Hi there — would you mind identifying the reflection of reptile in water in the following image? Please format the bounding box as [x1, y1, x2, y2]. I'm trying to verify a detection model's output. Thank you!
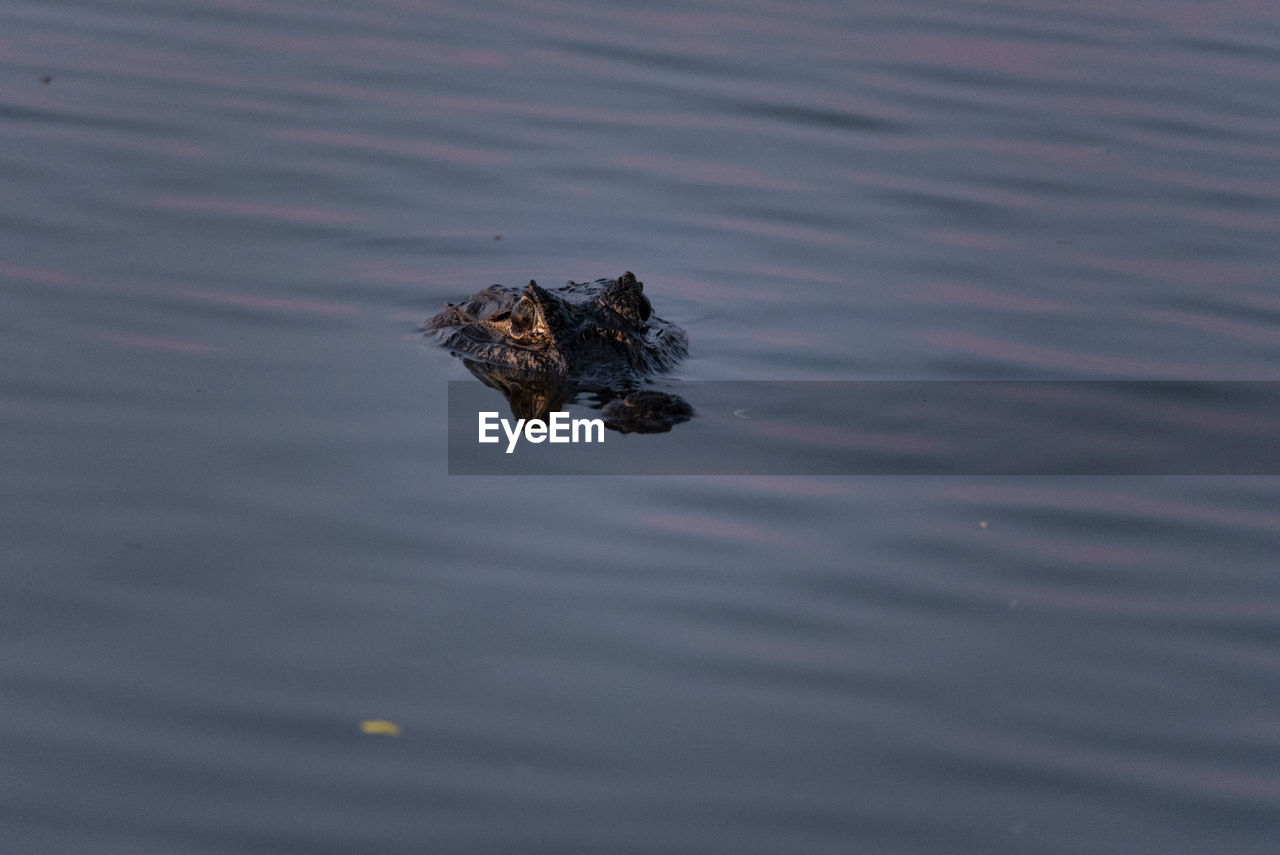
[425, 272, 692, 433]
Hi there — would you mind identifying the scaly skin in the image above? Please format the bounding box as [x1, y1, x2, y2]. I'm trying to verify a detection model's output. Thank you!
[425, 271, 687, 385]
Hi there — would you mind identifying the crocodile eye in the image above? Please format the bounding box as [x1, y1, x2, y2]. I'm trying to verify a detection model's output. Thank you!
[510, 297, 536, 335]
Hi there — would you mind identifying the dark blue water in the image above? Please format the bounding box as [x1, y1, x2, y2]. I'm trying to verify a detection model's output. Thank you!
[2, 1, 1278, 853]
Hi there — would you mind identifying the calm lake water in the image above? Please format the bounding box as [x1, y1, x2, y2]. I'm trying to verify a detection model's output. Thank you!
[3, 0, 1279, 852]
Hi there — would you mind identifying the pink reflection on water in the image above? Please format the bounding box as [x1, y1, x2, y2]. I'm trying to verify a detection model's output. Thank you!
[909, 281, 1071, 314]
[965, 135, 1112, 169]
[687, 212, 867, 252]
[635, 510, 785, 549]
[937, 482, 1280, 533]
[704, 475, 864, 499]
[924, 330, 1215, 377]
[662, 265, 849, 305]
[928, 228, 1012, 251]
[1027, 538, 1156, 569]
[747, 417, 936, 455]
[149, 195, 353, 226]
[272, 128, 510, 166]
[1077, 253, 1261, 286]
[1144, 308, 1280, 348]
[448, 48, 509, 69]
[0, 264, 86, 288]
[893, 32, 1106, 80]
[745, 264, 850, 286]
[177, 288, 357, 317]
[1153, 202, 1280, 236]
[947, 723, 1280, 812]
[1022, 588, 1279, 625]
[392, 309, 427, 325]
[101, 333, 213, 354]
[845, 168, 1037, 210]
[612, 153, 809, 192]
[351, 263, 434, 287]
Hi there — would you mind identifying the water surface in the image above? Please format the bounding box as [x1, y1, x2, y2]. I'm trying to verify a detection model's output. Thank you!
[2, 0, 1279, 853]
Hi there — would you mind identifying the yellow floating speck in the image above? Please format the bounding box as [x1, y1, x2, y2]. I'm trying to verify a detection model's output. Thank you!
[360, 719, 401, 736]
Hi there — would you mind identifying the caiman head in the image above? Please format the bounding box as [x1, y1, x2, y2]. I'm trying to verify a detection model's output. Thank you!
[425, 271, 663, 378]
